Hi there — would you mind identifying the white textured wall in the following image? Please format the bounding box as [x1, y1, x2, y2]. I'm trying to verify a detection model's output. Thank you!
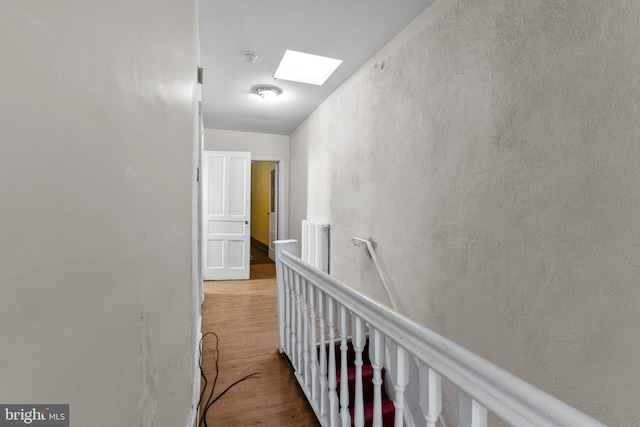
[204, 128, 289, 158]
[289, 0, 640, 425]
[0, 2, 199, 426]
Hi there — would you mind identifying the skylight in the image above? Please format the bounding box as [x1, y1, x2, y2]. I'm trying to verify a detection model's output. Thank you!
[274, 50, 343, 86]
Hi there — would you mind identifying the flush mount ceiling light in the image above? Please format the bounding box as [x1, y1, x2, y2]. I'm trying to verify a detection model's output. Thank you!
[242, 52, 258, 63]
[255, 86, 282, 100]
[274, 49, 343, 86]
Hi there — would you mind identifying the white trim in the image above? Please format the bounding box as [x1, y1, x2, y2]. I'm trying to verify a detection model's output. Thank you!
[188, 89, 203, 427]
[197, 102, 204, 303]
[185, 323, 202, 427]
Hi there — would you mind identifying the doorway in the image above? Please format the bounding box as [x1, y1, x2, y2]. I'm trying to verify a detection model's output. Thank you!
[250, 161, 277, 264]
[202, 151, 287, 280]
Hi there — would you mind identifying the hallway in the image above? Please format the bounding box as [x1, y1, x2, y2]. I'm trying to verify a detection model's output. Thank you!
[200, 263, 320, 426]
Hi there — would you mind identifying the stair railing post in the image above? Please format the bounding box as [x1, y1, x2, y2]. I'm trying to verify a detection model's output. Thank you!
[308, 281, 319, 404]
[302, 277, 311, 389]
[326, 296, 339, 427]
[317, 288, 328, 419]
[419, 362, 442, 427]
[352, 315, 366, 427]
[275, 240, 299, 354]
[369, 328, 385, 427]
[289, 267, 298, 370]
[393, 345, 409, 427]
[283, 265, 292, 357]
[295, 272, 304, 375]
[338, 304, 351, 427]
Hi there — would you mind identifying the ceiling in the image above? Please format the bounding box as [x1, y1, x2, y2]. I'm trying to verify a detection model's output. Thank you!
[199, 0, 433, 135]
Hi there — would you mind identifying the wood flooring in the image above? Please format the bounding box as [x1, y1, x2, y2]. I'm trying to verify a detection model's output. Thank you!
[200, 263, 320, 426]
[250, 242, 274, 265]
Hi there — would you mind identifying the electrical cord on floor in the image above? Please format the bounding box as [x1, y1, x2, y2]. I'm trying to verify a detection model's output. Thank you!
[198, 332, 219, 426]
[198, 331, 260, 427]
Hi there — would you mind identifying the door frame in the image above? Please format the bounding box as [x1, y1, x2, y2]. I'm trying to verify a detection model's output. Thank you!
[251, 154, 287, 244]
[268, 162, 278, 261]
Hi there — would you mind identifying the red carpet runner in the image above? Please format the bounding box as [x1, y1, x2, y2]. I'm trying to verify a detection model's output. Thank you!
[332, 339, 395, 427]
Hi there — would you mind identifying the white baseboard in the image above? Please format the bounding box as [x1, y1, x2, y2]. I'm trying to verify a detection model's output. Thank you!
[186, 316, 202, 427]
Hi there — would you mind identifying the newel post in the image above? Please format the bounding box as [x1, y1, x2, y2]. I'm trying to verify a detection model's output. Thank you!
[275, 239, 299, 353]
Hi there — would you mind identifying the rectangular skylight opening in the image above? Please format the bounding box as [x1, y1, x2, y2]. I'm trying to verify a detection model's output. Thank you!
[274, 50, 343, 86]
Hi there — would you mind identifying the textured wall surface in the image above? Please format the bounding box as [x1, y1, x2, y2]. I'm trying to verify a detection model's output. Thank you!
[289, 0, 640, 424]
[0, 2, 199, 426]
[204, 128, 289, 157]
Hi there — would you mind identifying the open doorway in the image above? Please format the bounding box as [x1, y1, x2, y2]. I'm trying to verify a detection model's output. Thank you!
[250, 161, 277, 265]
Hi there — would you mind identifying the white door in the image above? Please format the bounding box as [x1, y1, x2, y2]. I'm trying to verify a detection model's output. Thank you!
[202, 151, 251, 280]
[268, 163, 278, 261]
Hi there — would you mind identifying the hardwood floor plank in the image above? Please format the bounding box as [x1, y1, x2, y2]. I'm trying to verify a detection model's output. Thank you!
[200, 263, 321, 426]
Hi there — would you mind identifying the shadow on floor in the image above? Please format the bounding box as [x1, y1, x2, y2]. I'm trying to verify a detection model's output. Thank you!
[250, 242, 273, 265]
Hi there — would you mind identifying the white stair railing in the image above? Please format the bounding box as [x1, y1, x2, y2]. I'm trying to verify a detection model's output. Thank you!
[275, 240, 605, 427]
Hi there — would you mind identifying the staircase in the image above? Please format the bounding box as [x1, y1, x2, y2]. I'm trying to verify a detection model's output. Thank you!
[333, 338, 395, 427]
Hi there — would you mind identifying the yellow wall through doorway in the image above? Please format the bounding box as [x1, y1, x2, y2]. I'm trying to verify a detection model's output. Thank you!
[251, 161, 274, 245]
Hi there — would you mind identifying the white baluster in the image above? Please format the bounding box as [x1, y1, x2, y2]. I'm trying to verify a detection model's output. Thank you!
[393, 345, 409, 427]
[338, 305, 351, 427]
[302, 278, 310, 389]
[288, 268, 298, 369]
[317, 288, 328, 418]
[295, 273, 303, 374]
[308, 281, 319, 403]
[326, 296, 339, 427]
[369, 328, 385, 427]
[283, 265, 292, 358]
[459, 391, 487, 427]
[352, 315, 366, 427]
[419, 362, 442, 427]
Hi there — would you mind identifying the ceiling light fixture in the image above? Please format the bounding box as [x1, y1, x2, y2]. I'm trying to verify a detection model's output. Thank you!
[242, 52, 258, 63]
[274, 49, 343, 86]
[255, 86, 282, 100]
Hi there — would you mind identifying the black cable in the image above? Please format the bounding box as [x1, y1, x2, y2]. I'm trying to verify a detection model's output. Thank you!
[198, 331, 261, 427]
[198, 332, 219, 427]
